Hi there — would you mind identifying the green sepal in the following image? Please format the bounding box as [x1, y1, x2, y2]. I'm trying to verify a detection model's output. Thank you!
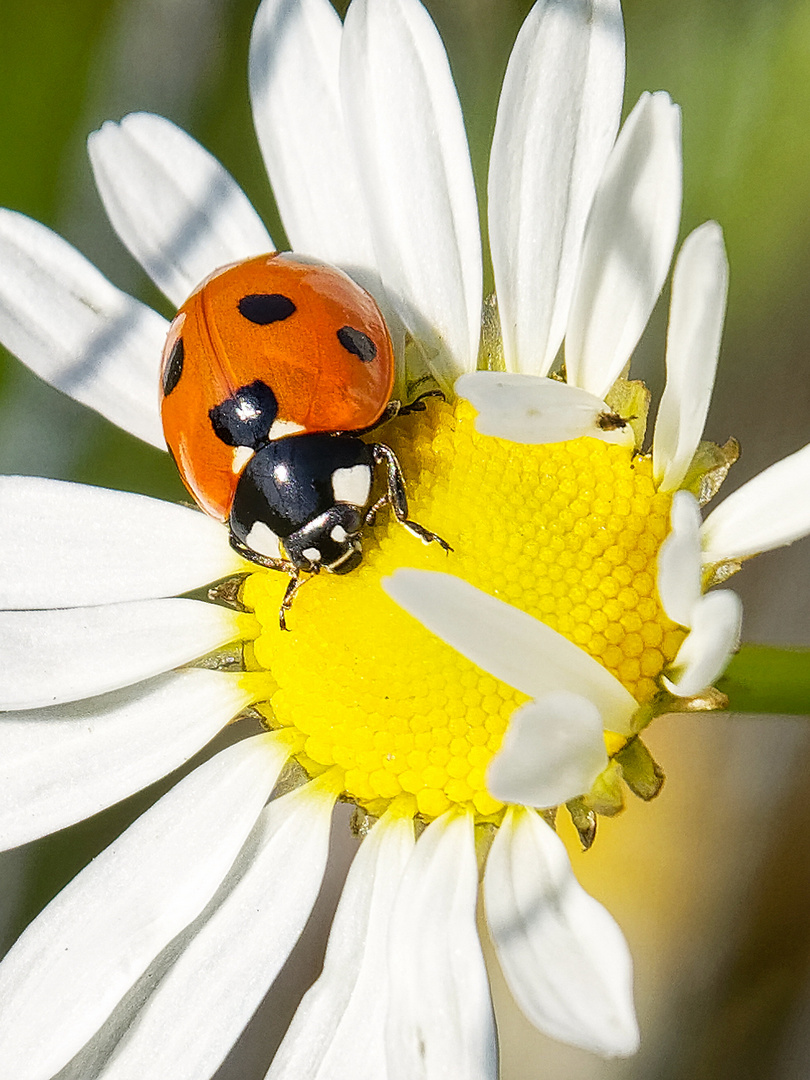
[565, 797, 597, 851]
[586, 759, 626, 817]
[478, 293, 505, 372]
[681, 437, 740, 506]
[604, 378, 650, 449]
[615, 736, 665, 801]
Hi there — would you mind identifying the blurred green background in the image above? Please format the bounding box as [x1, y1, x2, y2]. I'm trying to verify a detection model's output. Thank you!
[1, 1, 810, 1078]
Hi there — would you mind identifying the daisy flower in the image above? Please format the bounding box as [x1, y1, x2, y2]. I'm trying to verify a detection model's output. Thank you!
[1, 1, 809, 1079]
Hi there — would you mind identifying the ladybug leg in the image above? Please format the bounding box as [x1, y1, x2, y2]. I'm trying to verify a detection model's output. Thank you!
[229, 535, 296, 576]
[343, 390, 446, 439]
[397, 388, 445, 416]
[278, 567, 319, 632]
[370, 443, 453, 553]
[229, 535, 317, 632]
[363, 493, 388, 527]
[341, 399, 402, 438]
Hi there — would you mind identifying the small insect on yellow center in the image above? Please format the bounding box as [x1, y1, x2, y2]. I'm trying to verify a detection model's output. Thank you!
[242, 398, 683, 822]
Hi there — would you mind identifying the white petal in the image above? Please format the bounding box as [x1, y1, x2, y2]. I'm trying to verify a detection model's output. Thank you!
[566, 92, 683, 399]
[266, 811, 414, 1080]
[92, 778, 336, 1080]
[656, 489, 702, 627]
[663, 588, 742, 697]
[249, 0, 375, 274]
[487, 692, 608, 808]
[384, 570, 638, 735]
[0, 670, 254, 852]
[89, 113, 274, 307]
[652, 222, 729, 490]
[386, 811, 497, 1080]
[247, 0, 403, 380]
[700, 442, 810, 565]
[0, 209, 167, 448]
[249, 0, 405, 381]
[341, 0, 482, 389]
[0, 733, 289, 1080]
[0, 477, 244, 609]
[0, 598, 243, 710]
[489, 0, 624, 376]
[456, 371, 633, 447]
[485, 807, 639, 1057]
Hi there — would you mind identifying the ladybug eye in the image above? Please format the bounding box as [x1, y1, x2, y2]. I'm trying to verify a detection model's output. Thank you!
[162, 337, 184, 396]
[238, 293, 296, 325]
[209, 380, 279, 447]
[337, 326, 377, 364]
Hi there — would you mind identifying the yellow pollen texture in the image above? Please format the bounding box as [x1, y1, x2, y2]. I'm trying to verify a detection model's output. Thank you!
[242, 397, 683, 822]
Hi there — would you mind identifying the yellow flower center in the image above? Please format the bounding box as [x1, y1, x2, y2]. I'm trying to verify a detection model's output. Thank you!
[241, 397, 683, 823]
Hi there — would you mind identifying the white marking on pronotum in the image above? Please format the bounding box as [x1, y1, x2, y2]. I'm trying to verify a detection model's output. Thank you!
[269, 418, 306, 440]
[231, 445, 255, 473]
[303, 547, 322, 562]
[332, 465, 371, 507]
[330, 524, 348, 543]
[245, 521, 282, 559]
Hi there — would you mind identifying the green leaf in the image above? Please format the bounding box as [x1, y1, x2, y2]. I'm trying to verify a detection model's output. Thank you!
[717, 646, 810, 716]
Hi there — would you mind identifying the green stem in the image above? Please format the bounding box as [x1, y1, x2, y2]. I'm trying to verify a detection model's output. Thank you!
[717, 646, 810, 716]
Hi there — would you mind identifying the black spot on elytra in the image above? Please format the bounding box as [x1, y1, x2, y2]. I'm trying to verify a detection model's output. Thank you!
[238, 293, 296, 325]
[209, 380, 279, 448]
[337, 326, 377, 364]
[162, 337, 184, 396]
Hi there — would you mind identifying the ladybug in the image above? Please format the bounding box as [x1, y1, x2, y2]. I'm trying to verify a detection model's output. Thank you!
[160, 252, 449, 628]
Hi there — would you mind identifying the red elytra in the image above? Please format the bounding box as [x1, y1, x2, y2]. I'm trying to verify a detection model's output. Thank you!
[159, 252, 395, 521]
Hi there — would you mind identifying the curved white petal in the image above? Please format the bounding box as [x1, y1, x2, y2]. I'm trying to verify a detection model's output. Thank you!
[0, 733, 289, 1080]
[89, 113, 274, 307]
[0, 477, 244, 610]
[249, 0, 405, 386]
[566, 92, 683, 399]
[456, 371, 633, 447]
[656, 490, 702, 627]
[341, 0, 482, 389]
[700, 442, 810, 565]
[663, 588, 742, 697]
[93, 778, 335, 1080]
[487, 692, 608, 808]
[266, 811, 415, 1080]
[485, 807, 639, 1057]
[489, 0, 624, 376]
[0, 598, 243, 711]
[653, 222, 728, 490]
[250, 0, 375, 274]
[0, 670, 254, 852]
[386, 811, 497, 1080]
[0, 209, 167, 448]
[384, 570, 638, 735]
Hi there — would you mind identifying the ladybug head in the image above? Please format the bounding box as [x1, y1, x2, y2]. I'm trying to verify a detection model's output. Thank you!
[283, 505, 364, 575]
